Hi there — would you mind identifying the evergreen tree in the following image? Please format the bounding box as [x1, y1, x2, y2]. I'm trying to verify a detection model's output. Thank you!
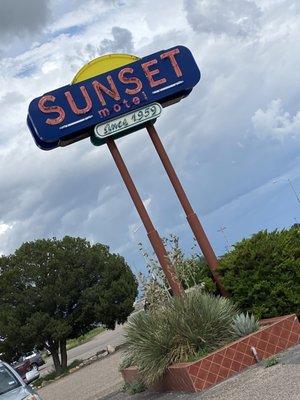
[0, 236, 137, 372]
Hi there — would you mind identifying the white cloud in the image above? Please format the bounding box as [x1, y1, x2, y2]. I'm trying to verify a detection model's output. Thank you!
[142, 197, 152, 213]
[41, 60, 59, 74]
[252, 99, 300, 139]
[184, 0, 261, 36]
[47, 0, 112, 34]
[0, 223, 10, 235]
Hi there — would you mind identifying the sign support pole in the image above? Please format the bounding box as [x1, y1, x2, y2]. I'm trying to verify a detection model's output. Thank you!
[146, 123, 228, 297]
[106, 138, 184, 297]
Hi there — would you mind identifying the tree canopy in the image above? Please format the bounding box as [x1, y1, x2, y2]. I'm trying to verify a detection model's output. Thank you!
[0, 236, 138, 371]
[219, 226, 300, 318]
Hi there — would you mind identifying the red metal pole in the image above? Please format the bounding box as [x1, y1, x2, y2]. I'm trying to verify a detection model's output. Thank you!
[106, 138, 183, 297]
[146, 123, 228, 296]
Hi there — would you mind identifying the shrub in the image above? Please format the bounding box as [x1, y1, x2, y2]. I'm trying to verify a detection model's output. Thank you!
[138, 235, 216, 311]
[121, 292, 237, 385]
[232, 312, 259, 338]
[219, 227, 300, 318]
[123, 379, 146, 394]
[163, 235, 217, 292]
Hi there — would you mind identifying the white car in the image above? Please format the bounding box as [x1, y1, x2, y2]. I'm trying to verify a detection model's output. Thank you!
[0, 360, 42, 400]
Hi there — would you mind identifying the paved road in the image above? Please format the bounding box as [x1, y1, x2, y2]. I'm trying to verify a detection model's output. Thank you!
[39, 351, 123, 400]
[41, 325, 124, 375]
[38, 344, 300, 400]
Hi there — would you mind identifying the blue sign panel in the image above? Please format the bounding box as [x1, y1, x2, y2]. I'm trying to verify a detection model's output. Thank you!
[27, 46, 201, 150]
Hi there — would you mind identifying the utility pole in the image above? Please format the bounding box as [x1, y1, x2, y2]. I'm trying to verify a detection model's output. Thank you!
[287, 179, 300, 205]
[217, 226, 232, 252]
[273, 178, 300, 206]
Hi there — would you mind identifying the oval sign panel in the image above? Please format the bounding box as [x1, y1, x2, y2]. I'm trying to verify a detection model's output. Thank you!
[92, 103, 162, 146]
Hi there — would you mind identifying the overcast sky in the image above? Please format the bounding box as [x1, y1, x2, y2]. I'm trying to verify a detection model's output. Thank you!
[0, 0, 299, 273]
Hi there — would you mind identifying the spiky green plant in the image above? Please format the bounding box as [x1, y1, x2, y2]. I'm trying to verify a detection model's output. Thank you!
[121, 292, 237, 386]
[119, 353, 135, 371]
[232, 312, 259, 338]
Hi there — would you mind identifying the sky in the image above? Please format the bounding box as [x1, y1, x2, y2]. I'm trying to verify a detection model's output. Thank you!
[0, 0, 300, 274]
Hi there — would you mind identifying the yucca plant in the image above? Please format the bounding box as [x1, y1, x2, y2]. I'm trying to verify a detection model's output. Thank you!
[121, 292, 237, 386]
[232, 312, 259, 338]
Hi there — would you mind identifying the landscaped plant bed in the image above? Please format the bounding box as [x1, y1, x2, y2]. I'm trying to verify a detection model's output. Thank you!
[121, 314, 300, 393]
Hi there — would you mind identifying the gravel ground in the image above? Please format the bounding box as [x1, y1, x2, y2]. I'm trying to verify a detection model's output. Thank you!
[38, 344, 300, 400]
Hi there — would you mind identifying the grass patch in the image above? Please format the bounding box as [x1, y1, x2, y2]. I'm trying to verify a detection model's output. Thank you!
[122, 380, 146, 395]
[66, 326, 105, 350]
[264, 356, 279, 368]
[32, 359, 82, 388]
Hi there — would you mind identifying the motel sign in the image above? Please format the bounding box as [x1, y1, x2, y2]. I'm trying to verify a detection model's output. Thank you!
[27, 45, 227, 297]
[27, 46, 200, 150]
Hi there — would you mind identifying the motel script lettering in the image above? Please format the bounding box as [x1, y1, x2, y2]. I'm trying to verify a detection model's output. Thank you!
[95, 103, 162, 139]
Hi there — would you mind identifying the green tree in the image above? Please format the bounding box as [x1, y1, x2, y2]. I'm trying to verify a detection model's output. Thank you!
[0, 236, 137, 372]
[219, 227, 300, 318]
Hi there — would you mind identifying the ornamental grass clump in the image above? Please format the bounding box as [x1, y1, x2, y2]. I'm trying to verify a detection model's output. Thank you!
[122, 292, 237, 386]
